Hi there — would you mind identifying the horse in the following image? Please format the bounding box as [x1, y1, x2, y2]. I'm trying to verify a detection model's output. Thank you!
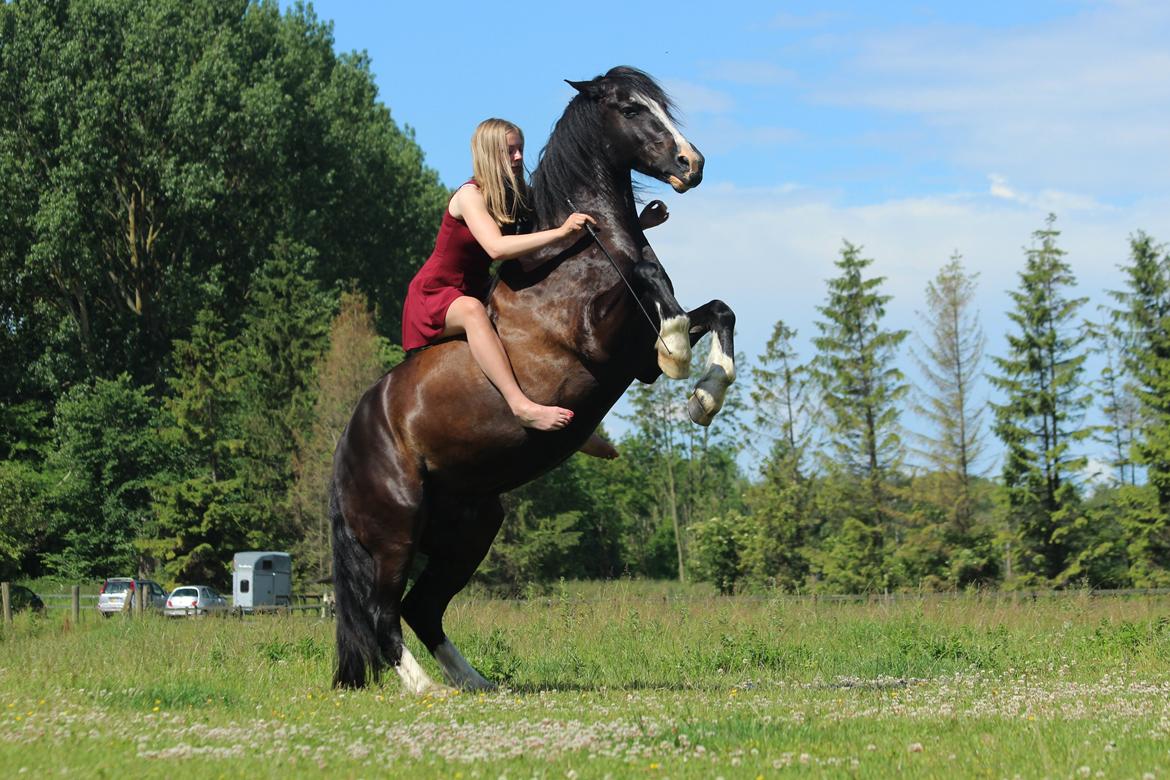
[330, 66, 737, 692]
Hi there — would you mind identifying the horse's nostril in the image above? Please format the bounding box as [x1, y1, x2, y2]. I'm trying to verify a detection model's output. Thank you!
[677, 155, 690, 169]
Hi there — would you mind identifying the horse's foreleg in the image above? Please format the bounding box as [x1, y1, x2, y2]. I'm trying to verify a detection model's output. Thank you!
[402, 495, 505, 691]
[633, 249, 690, 379]
[684, 299, 737, 426]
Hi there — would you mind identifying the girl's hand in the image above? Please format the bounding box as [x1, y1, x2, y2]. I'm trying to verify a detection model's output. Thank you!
[639, 200, 669, 229]
[560, 212, 597, 236]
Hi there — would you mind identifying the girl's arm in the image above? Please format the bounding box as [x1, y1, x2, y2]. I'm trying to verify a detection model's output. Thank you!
[453, 184, 596, 262]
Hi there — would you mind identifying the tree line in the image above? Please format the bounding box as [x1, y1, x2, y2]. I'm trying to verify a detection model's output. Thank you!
[3, 0, 1168, 594]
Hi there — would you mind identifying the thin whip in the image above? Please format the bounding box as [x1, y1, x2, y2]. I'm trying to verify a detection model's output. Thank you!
[566, 198, 672, 356]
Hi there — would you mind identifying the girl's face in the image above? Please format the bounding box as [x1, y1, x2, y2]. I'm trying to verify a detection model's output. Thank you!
[504, 130, 524, 175]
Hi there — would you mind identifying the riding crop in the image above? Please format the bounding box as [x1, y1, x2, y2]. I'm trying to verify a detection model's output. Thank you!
[566, 197, 673, 357]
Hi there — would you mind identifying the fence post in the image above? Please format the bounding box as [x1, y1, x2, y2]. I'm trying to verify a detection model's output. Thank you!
[72, 585, 81, 624]
[1, 582, 10, 625]
[135, 583, 144, 617]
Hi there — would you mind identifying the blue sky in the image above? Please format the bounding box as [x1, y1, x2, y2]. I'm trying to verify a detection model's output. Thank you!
[292, 0, 1170, 475]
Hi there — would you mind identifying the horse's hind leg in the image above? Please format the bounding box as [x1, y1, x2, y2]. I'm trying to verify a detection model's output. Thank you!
[402, 494, 504, 691]
[332, 454, 441, 694]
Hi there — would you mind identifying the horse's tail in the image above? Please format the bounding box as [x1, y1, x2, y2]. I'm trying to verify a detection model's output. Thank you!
[330, 478, 380, 688]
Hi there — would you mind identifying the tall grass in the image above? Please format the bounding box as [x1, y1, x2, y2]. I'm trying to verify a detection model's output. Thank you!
[1, 582, 1168, 778]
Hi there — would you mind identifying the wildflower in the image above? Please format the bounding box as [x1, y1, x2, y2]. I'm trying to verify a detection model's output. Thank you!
[908, 743, 923, 753]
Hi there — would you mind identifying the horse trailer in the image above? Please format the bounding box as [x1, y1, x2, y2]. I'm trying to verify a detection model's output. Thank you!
[232, 551, 292, 611]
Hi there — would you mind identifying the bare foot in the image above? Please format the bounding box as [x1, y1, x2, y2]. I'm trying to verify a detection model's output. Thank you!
[579, 432, 619, 459]
[513, 401, 573, 431]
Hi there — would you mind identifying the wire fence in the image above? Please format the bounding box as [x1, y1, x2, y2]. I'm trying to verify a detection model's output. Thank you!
[6, 581, 1170, 626]
[1, 582, 333, 624]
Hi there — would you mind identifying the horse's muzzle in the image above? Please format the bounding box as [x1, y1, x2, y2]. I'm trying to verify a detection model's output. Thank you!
[668, 146, 704, 192]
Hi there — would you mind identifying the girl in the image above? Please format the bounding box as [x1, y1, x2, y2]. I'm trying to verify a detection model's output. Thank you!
[402, 118, 594, 431]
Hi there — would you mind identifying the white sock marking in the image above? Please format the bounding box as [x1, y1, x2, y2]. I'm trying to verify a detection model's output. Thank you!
[434, 640, 496, 691]
[655, 305, 692, 379]
[707, 333, 736, 382]
[395, 646, 436, 694]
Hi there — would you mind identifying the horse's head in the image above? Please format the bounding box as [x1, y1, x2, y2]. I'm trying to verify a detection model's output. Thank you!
[566, 67, 704, 193]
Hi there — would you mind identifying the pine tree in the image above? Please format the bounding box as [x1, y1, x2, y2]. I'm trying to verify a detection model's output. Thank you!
[232, 240, 335, 558]
[147, 310, 249, 587]
[810, 241, 909, 524]
[749, 320, 817, 481]
[1107, 232, 1170, 580]
[291, 289, 400, 584]
[910, 253, 988, 534]
[1088, 314, 1141, 486]
[989, 215, 1093, 584]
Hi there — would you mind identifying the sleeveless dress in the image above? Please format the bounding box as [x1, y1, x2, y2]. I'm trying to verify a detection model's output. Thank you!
[401, 181, 493, 351]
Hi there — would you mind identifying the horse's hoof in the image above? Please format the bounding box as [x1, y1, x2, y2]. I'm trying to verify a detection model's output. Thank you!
[461, 678, 498, 693]
[688, 391, 715, 426]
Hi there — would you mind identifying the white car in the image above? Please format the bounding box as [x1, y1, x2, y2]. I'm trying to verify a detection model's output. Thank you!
[97, 578, 168, 616]
[165, 585, 228, 617]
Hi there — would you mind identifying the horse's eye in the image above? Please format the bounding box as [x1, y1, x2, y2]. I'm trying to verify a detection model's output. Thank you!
[622, 106, 641, 118]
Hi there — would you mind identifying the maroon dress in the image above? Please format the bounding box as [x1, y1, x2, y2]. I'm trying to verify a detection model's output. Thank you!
[401, 181, 493, 350]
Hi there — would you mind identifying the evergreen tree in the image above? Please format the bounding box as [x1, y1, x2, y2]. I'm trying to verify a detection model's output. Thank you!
[146, 310, 250, 587]
[1107, 232, 1170, 578]
[810, 241, 909, 533]
[1088, 314, 1141, 486]
[910, 253, 988, 533]
[749, 320, 817, 481]
[232, 241, 336, 557]
[989, 215, 1093, 584]
[291, 289, 400, 585]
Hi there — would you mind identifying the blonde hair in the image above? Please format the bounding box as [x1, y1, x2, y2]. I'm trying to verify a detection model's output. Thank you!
[470, 118, 529, 226]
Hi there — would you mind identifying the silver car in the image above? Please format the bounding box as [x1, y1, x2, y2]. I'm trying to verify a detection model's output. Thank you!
[97, 578, 168, 616]
[164, 585, 228, 617]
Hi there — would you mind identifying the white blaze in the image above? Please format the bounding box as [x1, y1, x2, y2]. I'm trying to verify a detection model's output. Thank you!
[632, 91, 697, 162]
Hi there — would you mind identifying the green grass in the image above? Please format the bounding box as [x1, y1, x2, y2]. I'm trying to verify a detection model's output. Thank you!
[2, 583, 1168, 778]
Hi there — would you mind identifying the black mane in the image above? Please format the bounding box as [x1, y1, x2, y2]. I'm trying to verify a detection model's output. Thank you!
[531, 66, 676, 227]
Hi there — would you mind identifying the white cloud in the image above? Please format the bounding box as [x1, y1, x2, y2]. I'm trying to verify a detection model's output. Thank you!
[809, 0, 1170, 196]
[988, 174, 1109, 213]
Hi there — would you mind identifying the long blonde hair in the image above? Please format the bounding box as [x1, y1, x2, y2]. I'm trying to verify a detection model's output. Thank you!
[470, 118, 529, 226]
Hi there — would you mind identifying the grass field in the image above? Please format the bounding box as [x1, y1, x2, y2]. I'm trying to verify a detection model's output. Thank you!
[2, 581, 1169, 778]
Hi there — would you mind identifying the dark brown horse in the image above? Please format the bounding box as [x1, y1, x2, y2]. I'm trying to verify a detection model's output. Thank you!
[331, 66, 736, 692]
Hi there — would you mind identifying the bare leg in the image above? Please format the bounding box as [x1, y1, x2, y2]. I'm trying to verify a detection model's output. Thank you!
[444, 296, 572, 431]
[578, 431, 618, 459]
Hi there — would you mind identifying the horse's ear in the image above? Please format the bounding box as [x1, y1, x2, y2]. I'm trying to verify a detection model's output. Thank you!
[565, 78, 601, 98]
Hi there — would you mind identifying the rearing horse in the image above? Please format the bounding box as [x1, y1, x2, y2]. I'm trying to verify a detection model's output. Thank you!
[331, 66, 736, 692]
